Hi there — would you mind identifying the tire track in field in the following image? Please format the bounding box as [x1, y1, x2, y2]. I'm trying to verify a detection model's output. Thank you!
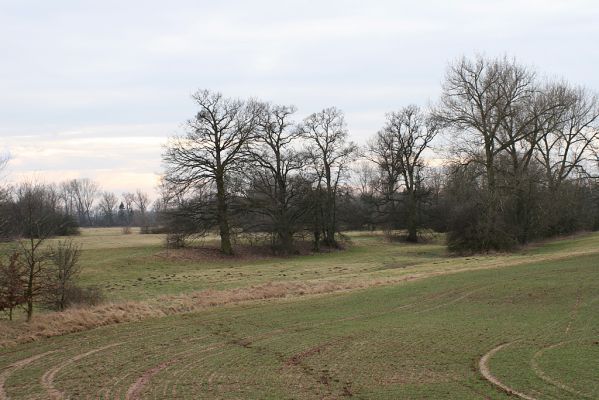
[530, 340, 594, 399]
[159, 327, 299, 397]
[40, 343, 121, 399]
[126, 358, 180, 400]
[479, 341, 537, 400]
[101, 325, 191, 398]
[153, 325, 314, 397]
[121, 338, 224, 399]
[414, 286, 487, 314]
[131, 287, 478, 398]
[565, 287, 583, 334]
[166, 345, 229, 398]
[0, 351, 56, 400]
[103, 332, 212, 399]
[282, 336, 354, 399]
[2, 325, 169, 400]
[6, 286, 488, 398]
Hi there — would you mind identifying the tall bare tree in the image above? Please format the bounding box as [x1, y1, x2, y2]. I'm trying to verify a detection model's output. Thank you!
[133, 189, 151, 231]
[43, 240, 82, 311]
[99, 191, 118, 226]
[163, 89, 260, 255]
[58, 181, 76, 218]
[436, 55, 536, 249]
[13, 183, 63, 320]
[69, 179, 99, 226]
[300, 107, 357, 247]
[245, 103, 308, 254]
[366, 126, 402, 226]
[536, 85, 599, 190]
[370, 105, 439, 241]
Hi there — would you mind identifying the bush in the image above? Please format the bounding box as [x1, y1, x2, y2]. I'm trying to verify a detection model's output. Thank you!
[0, 252, 27, 320]
[166, 233, 186, 249]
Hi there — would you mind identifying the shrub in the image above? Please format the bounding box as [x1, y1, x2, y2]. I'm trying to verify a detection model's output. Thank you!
[0, 253, 27, 320]
[166, 233, 186, 249]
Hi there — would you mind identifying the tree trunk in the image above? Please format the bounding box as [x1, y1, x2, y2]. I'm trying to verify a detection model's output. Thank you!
[484, 155, 499, 249]
[215, 175, 233, 255]
[278, 230, 294, 255]
[406, 190, 418, 242]
[26, 257, 34, 322]
[26, 297, 33, 321]
[276, 183, 294, 255]
[323, 189, 336, 247]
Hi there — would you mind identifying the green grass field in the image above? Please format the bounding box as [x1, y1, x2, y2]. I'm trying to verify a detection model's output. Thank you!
[1, 229, 598, 399]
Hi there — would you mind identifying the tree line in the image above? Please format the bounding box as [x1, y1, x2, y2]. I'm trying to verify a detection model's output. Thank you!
[161, 55, 599, 254]
[0, 175, 148, 320]
[0, 179, 105, 321]
[0, 178, 154, 238]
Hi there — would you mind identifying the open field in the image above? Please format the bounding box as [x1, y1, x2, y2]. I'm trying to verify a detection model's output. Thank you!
[1, 229, 598, 399]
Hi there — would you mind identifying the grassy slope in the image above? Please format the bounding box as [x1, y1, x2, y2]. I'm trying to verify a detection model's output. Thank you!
[22, 228, 599, 302]
[12, 228, 452, 302]
[1, 230, 598, 399]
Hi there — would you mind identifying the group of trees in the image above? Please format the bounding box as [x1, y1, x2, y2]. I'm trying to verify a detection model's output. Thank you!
[163, 56, 599, 254]
[437, 56, 599, 251]
[162, 91, 358, 255]
[0, 167, 128, 319]
[0, 178, 153, 232]
[58, 180, 153, 229]
[0, 179, 102, 321]
[0, 240, 90, 321]
[159, 91, 442, 255]
[2, 54, 598, 320]
[1, 54, 598, 269]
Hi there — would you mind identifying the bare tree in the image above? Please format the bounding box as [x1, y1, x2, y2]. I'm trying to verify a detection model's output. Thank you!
[163, 89, 260, 255]
[537, 85, 599, 190]
[370, 105, 439, 241]
[69, 179, 99, 226]
[43, 240, 82, 311]
[99, 191, 119, 226]
[366, 127, 402, 226]
[13, 183, 63, 321]
[58, 181, 76, 218]
[246, 103, 307, 254]
[133, 189, 151, 231]
[300, 107, 357, 247]
[436, 55, 536, 249]
[122, 192, 136, 228]
[353, 162, 378, 199]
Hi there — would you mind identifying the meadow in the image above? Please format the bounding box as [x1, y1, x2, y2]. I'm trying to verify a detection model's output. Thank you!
[0, 229, 598, 399]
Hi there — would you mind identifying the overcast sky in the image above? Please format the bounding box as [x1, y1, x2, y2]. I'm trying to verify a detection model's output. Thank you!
[2, 0, 599, 195]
